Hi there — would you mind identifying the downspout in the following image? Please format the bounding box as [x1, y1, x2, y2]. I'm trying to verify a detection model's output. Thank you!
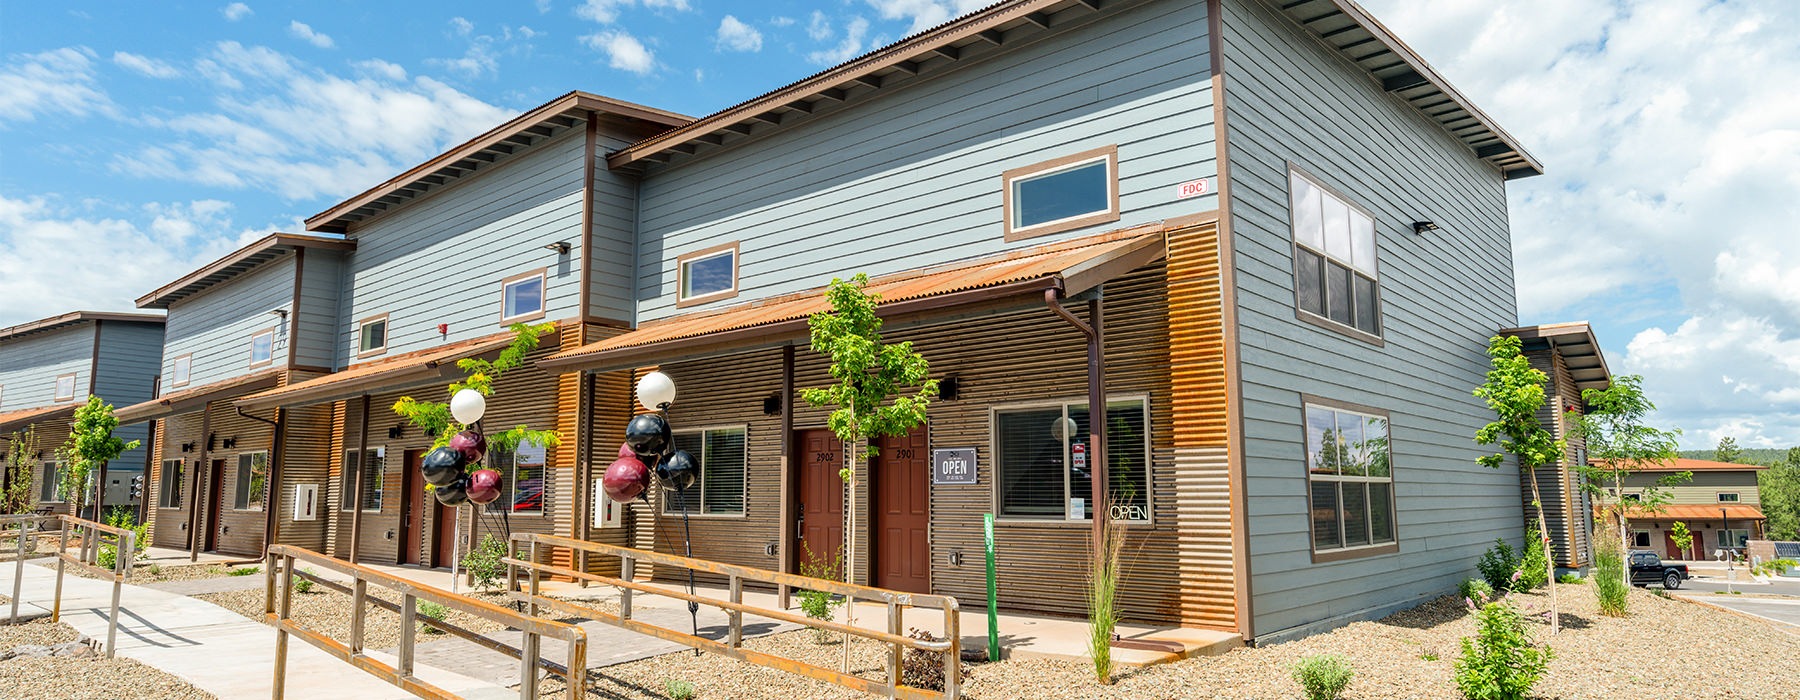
[236, 406, 283, 556]
[778, 343, 796, 610]
[350, 394, 371, 565]
[188, 403, 212, 561]
[1044, 283, 1108, 560]
[140, 375, 161, 526]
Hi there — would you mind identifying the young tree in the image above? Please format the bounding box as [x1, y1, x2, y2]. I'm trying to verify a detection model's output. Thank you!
[59, 396, 140, 519]
[2, 428, 39, 515]
[1670, 521, 1695, 561]
[801, 274, 937, 669]
[1759, 448, 1800, 541]
[1715, 436, 1742, 464]
[1565, 374, 1685, 593]
[1473, 335, 1563, 633]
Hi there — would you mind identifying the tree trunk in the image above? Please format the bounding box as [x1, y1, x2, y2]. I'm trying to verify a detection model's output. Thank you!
[841, 434, 860, 673]
[1615, 473, 1630, 590]
[1524, 465, 1559, 634]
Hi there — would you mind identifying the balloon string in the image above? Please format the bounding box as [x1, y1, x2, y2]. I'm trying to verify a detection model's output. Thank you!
[676, 486, 700, 656]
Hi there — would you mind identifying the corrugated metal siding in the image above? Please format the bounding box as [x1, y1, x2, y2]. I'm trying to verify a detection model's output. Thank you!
[163, 253, 296, 389]
[633, 0, 1214, 322]
[149, 411, 198, 550]
[1166, 223, 1236, 629]
[205, 398, 277, 556]
[1526, 346, 1587, 568]
[5, 415, 77, 518]
[277, 370, 335, 552]
[580, 324, 635, 578]
[0, 325, 94, 410]
[1222, 0, 1523, 639]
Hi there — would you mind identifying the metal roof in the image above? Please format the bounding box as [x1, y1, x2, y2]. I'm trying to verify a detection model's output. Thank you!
[0, 404, 79, 434]
[1501, 321, 1611, 394]
[136, 233, 353, 310]
[114, 368, 286, 424]
[235, 331, 524, 410]
[0, 310, 165, 344]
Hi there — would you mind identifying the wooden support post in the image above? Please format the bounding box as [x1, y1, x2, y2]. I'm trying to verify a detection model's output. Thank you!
[778, 344, 795, 610]
[886, 600, 902, 694]
[620, 555, 634, 619]
[728, 575, 743, 648]
[10, 521, 25, 623]
[350, 578, 367, 655]
[106, 529, 131, 658]
[400, 592, 417, 678]
[520, 628, 541, 699]
[52, 525, 67, 622]
[944, 600, 962, 699]
[527, 539, 542, 619]
[350, 395, 371, 565]
[272, 553, 294, 700]
[189, 403, 211, 561]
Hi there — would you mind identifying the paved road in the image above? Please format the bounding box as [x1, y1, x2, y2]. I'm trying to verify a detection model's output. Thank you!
[1674, 592, 1800, 631]
[1680, 574, 1800, 597]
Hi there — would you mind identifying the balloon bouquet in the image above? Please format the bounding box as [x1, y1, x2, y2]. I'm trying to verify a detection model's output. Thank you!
[420, 388, 504, 507]
[599, 371, 703, 646]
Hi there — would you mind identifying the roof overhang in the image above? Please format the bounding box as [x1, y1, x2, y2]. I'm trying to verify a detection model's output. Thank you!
[234, 332, 525, 411]
[137, 233, 354, 309]
[540, 226, 1169, 373]
[307, 92, 692, 233]
[0, 404, 79, 435]
[1501, 321, 1610, 395]
[114, 369, 286, 424]
[1609, 504, 1765, 522]
[0, 310, 165, 344]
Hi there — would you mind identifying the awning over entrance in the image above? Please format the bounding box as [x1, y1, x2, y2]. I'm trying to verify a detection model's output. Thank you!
[1609, 504, 1766, 522]
[0, 404, 79, 435]
[1500, 321, 1610, 394]
[235, 331, 523, 411]
[540, 226, 1168, 373]
[115, 368, 285, 424]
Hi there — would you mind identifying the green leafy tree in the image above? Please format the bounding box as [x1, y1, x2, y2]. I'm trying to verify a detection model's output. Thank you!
[1760, 447, 1800, 541]
[1670, 521, 1695, 560]
[801, 273, 936, 669]
[1565, 375, 1684, 591]
[1472, 335, 1563, 632]
[58, 396, 140, 518]
[2, 428, 40, 515]
[1714, 436, 1742, 464]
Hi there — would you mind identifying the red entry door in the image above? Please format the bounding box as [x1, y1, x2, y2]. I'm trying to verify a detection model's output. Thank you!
[432, 500, 460, 569]
[875, 429, 931, 593]
[205, 459, 225, 552]
[798, 430, 845, 575]
[400, 449, 425, 565]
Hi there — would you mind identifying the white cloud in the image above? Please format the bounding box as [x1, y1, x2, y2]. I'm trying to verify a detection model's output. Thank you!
[716, 16, 763, 52]
[769, 16, 796, 28]
[112, 51, 180, 79]
[1622, 314, 1800, 449]
[807, 16, 869, 65]
[288, 20, 335, 49]
[0, 47, 113, 123]
[449, 17, 474, 36]
[221, 3, 252, 21]
[575, 0, 690, 24]
[806, 11, 833, 41]
[583, 30, 656, 75]
[353, 59, 406, 82]
[0, 195, 257, 325]
[863, 0, 991, 35]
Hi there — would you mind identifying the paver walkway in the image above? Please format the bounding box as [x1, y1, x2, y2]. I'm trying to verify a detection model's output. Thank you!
[1, 558, 512, 699]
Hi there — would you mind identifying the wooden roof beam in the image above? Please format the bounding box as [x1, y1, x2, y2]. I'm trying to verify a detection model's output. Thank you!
[726, 123, 756, 135]
[890, 60, 919, 75]
[853, 74, 883, 89]
[977, 29, 1004, 45]
[1073, 0, 1102, 10]
[819, 87, 848, 102]
[750, 112, 783, 125]
[1022, 12, 1051, 28]
[932, 44, 961, 61]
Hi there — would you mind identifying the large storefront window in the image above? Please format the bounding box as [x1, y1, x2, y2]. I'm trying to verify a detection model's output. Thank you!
[484, 440, 547, 514]
[1306, 402, 1395, 554]
[663, 426, 746, 515]
[994, 397, 1149, 522]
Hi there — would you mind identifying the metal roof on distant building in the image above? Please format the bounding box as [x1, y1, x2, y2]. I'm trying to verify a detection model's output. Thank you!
[136, 233, 354, 309]
[0, 311, 165, 344]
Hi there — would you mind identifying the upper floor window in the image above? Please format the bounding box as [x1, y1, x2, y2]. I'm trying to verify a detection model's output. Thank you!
[1305, 400, 1396, 558]
[676, 243, 740, 307]
[171, 355, 192, 387]
[1003, 145, 1120, 241]
[1718, 492, 1740, 503]
[54, 374, 76, 402]
[159, 459, 185, 509]
[994, 396, 1151, 523]
[234, 451, 269, 510]
[357, 315, 388, 357]
[501, 270, 547, 322]
[250, 329, 276, 367]
[1289, 169, 1381, 339]
[663, 426, 748, 515]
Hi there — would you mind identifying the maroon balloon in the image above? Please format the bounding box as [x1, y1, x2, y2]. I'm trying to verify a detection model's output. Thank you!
[466, 468, 503, 506]
[602, 456, 650, 502]
[618, 442, 638, 462]
[450, 429, 487, 464]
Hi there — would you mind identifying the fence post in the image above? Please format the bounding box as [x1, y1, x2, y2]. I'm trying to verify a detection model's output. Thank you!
[886, 599, 902, 694]
[505, 536, 518, 596]
[400, 592, 417, 679]
[350, 578, 367, 655]
[566, 630, 587, 699]
[105, 529, 130, 659]
[619, 555, 634, 620]
[943, 599, 961, 700]
[272, 552, 293, 700]
[51, 524, 67, 622]
[10, 520, 25, 623]
[264, 551, 278, 618]
[728, 575, 743, 648]
[520, 628, 541, 700]
[527, 539, 541, 619]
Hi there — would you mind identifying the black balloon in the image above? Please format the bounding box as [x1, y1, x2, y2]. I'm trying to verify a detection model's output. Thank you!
[656, 449, 699, 492]
[624, 413, 672, 461]
[421, 446, 466, 487]
[433, 477, 470, 506]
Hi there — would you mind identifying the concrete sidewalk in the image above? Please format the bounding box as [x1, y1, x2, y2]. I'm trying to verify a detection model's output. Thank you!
[2, 558, 512, 699]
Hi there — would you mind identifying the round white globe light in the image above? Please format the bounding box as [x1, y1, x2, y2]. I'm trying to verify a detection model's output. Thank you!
[450, 388, 487, 425]
[1050, 416, 1079, 441]
[636, 371, 676, 412]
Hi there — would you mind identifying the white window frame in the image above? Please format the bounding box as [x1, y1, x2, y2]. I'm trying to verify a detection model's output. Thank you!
[54, 373, 77, 402]
[989, 394, 1153, 525]
[1303, 399, 1398, 560]
[675, 243, 740, 308]
[1288, 166, 1382, 342]
[356, 315, 389, 358]
[250, 328, 276, 367]
[341, 447, 385, 512]
[234, 451, 269, 511]
[1631, 529, 1653, 549]
[661, 425, 749, 516]
[1001, 145, 1121, 241]
[1717, 492, 1740, 503]
[171, 354, 192, 388]
[499, 269, 548, 323]
[159, 459, 184, 509]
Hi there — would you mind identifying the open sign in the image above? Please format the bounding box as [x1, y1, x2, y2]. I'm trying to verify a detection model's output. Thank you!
[932, 448, 977, 485]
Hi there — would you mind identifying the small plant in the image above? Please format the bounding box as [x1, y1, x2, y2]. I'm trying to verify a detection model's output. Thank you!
[1556, 572, 1583, 584]
[461, 534, 507, 591]
[1593, 547, 1628, 617]
[1292, 654, 1354, 700]
[663, 678, 696, 700]
[1477, 539, 1519, 592]
[796, 542, 845, 644]
[292, 567, 316, 594]
[1455, 598, 1552, 700]
[146, 563, 161, 577]
[1515, 526, 1549, 591]
[1652, 588, 1669, 599]
[1458, 577, 1494, 604]
[416, 599, 450, 634]
[900, 628, 965, 691]
[1421, 652, 1440, 661]
[1086, 521, 1126, 685]
[96, 508, 149, 569]
[1751, 558, 1797, 577]
[227, 566, 261, 577]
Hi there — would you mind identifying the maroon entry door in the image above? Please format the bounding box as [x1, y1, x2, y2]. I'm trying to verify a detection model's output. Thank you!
[431, 499, 459, 569]
[205, 459, 225, 552]
[400, 449, 425, 565]
[875, 429, 931, 593]
[798, 430, 845, 574]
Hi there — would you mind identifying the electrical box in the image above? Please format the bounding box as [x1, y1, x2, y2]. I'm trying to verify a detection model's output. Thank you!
[293, 483, 318, 521]
[592, 478, 622, 529]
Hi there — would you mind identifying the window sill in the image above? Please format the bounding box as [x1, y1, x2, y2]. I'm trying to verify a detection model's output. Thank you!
[1311, 541, 1399, 564]
[656, 511, 747, 519]
[499, 310, 547, 325]
[1294, 308, 1385, 347]
[675, 289, 739, 309]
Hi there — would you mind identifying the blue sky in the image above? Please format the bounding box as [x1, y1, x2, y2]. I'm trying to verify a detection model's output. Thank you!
[2, 0, 1797, 449]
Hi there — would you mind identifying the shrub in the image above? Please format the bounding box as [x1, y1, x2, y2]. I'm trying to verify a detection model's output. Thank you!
[146, 563, 161, 577]
[1293, 654, 1354, 700]
[796, 542, 845, 644]
[97, 508, 149, 570]
[1516, 526, 1549, 591]
[227, 566, 261, 577]
[461, 534, 507, 591]
[1556, 573, 1584, 585]
[1458, 577, 1494, 605]
[1477, 539, 1519, 592]
[1455, 599, 1552, 700]
[1086, 522, 1125, 685]
[900, 628, 967, 691]
[663, 678, 696, 700]
[1594, 547, 1628, 617]
[291, 567, 316, 594]
[1751, 558, 1797, 577]
[416, 599, 450, 634]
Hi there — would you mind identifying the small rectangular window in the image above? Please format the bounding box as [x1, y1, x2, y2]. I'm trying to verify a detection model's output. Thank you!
[341, 448, 384, 511]
[483, 440, 549, 514]
[234, 452, 269, 510]
[39, 461, 64, 502]
[676, 243, 740, 307]
[159, 459, 185, 508]
[54, 374, 76, 401]
[1289, 168, 1381, 340]
[1305, 401, 1396, 558]
[357, 315, 388, 357]
[994, 397, 1151, 523]
[1003, 145, 1120, 241]
[1632, 530, 1652, 548]
[662, 427, 748, 515]
[501, 270, 547, 322]
[171, 355, 192, 387]
[250, 329, 275, 367]
[1717, 492, 1739, 503]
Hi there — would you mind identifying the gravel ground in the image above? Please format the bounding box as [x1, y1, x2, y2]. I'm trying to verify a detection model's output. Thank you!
[0, 618, 214, 699]
[196, 586, 515, 650]
[534, 583, 1800, 699]
[61, 559, 247, 584]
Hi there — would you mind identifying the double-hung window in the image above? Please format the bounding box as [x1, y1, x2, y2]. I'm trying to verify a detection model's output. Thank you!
[1305, 401, 1396, 558]
[250, 329, 275, 367]
[234, 452, 269, 510]
[483, 440, 548, 514]
[994, 397, 1150, 523]
[159, 459, 185, 508]
[676, 243, 739, 307]
[54, 374, 76, 402]
[357, 315, 388, 357]
[1290, 169, 1381, 338]
[171, 355, 192, 387]
[341, 447, 384, 511]
[662, 426, 747, 515]
[501, 270, 546, 322]
[1002, 145, 1120, 241]
[39, 461, 64, 502]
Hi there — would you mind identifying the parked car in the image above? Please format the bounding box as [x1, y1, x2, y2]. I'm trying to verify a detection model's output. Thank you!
[1629, 550, 1688, 589]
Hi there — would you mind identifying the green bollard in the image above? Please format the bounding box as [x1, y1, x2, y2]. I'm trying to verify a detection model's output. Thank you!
[984, 513, 998, 662]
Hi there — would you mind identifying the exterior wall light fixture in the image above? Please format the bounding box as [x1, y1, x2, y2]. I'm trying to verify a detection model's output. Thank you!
[1411, 220, 1440, 234]
[544, 241, 571, 255]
